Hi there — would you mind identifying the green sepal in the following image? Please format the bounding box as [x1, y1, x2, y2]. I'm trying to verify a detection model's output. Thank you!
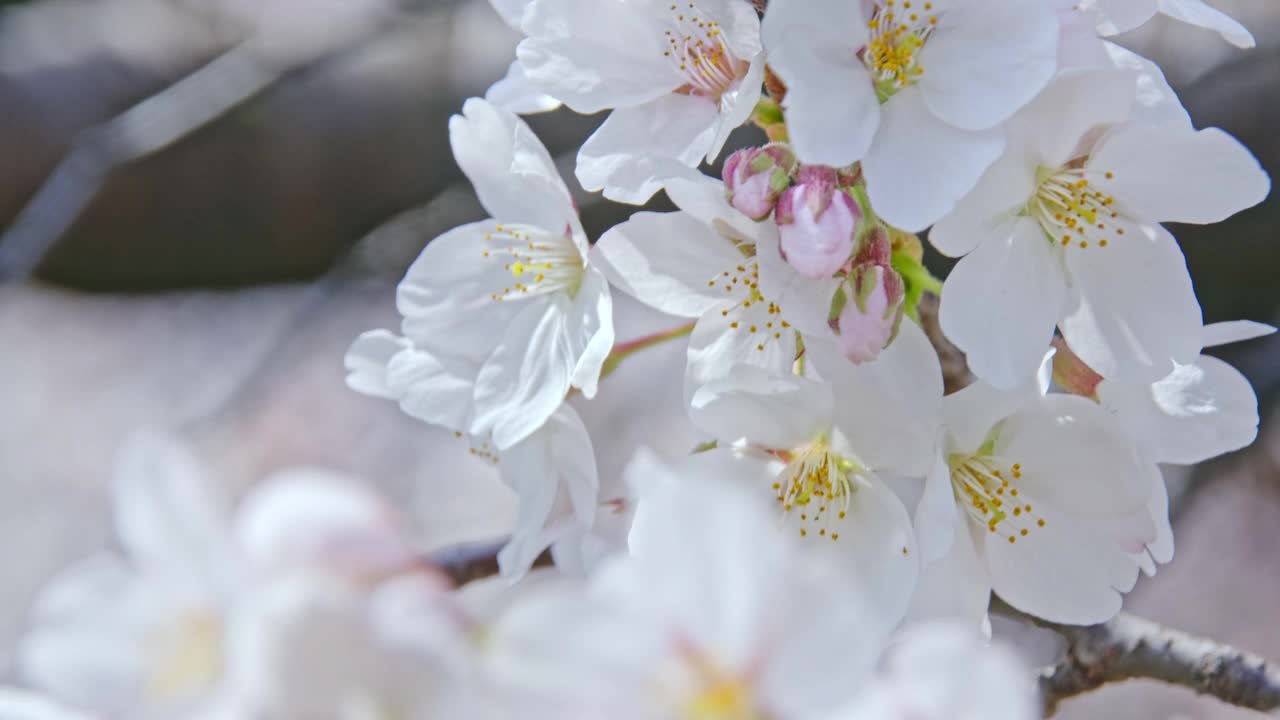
[890, 242, 942, 323]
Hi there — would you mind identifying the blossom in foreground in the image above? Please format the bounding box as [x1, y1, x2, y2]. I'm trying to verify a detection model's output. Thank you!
[0, 689, 95, 720]
[483, 0, 562, 113]
[762, 0, 1059, 230]
[682, 322, 944, 621]
[912, 359, 1157, 625]
[1085, 0, 1255, 48]
[345, 97, 613, 450]
[819, 623, 1037, 720]
[592, 171, 836, 397]
[517, 0, 765, 202]
[932, 69, 1269, 388]
[486, 453, 893, 719]
[17, 434, 457, 719]
[211, 573, 472, 719]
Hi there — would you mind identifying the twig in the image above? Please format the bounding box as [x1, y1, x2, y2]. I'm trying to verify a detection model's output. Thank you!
[0, 46, 277, 280]
[993, 598, 1280, 717]
[0, 1, 434, 282]
[917, 293, 973, 394]
[428, 537, 552, 587]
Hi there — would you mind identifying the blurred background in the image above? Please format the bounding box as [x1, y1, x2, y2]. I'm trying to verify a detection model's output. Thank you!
[0, 1, 1276, 717]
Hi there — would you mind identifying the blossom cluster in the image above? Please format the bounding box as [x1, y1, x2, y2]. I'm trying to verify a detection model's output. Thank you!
[9, 0, 1273, 717]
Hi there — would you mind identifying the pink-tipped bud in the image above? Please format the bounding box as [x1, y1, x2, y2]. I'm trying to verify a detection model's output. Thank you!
[723, 143, 797, 221]
[774, 165, 862, 279]
[831, 229, 905, 364]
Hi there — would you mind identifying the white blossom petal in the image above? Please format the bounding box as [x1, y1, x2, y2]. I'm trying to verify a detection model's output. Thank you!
[929, 151, 1037, 259]
[1094, 0, 1159, 35]
[485, 60, 563, 114]
[917, 0, 1058, 132]
[592, 209, 744, 319]
[914, 454, 960, 563]
[344, 330, 412, 400]
[939, 218, 1067, 390]
[576, 96, 719, 204]
[1009, 68, 1136, 170]
[450, 98, 576, 233]
[984, 502, 1139, 624]
[112, 433, 235, 582]
[689, 365, 832, 449]
[1158, 0, 1255, 47]
[809, 321, 943, 477]
[517, 0, 683, 113]
[498, 404, 599, 579]
[472, 298, 578, 449]
[905, 523, 992, 629]
[996, 394, 1151, 515]
[685, 297, 799, 400]
[1098, 355, 1261, 465]
[396, 221, 537, 364]
[1061, 223, 1202, 383]
[1200, 319, 1276, 348]
[1090, 124, 1270, 225]
[863, 86, 1005, 232]
[762, 0, 874, 166]
[385, 348, 480, 431]
[565, 267, 615, 399]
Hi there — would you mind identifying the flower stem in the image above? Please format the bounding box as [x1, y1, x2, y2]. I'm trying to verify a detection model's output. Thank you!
[599, 322, 696, 380]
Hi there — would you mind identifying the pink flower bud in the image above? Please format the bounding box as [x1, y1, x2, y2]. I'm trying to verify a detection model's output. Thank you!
[832, 230, 904, 364]
[774, 166, 862, 279]
[723, 143, 796, 221]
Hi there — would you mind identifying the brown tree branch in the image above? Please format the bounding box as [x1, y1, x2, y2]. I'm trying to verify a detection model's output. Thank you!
[428, 538, 552, 587]
[993, 598, 1280, 717]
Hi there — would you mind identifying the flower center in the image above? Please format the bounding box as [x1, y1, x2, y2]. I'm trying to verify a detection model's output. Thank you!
[1029, 164, 1125, 251]
[863, 0, 939, 101]
[663, 3, 747, 101]
[706, 259, 794, 355]
[683, 678, 756, 720]
[482, 222, 585, 302]
[773, 437, 862, 542]
[146, 609, 223, 701]
[948, 453, 1045, 545]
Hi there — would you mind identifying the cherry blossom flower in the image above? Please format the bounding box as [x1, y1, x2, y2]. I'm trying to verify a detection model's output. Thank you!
[517, 0, 766, 202]
[762, 0, 1060, 231]
[682, 322, 945, 622]
[1055, 320, 1273, 575]
[345, 98, 613, 450]
[911, 360, 1158, 625]
[485, 452, 893, 719]
[346, 332, 602, 580]
[592, 170, 838, 397]
[932, 69, 1269, 388]
[17, 434, 441, 719]
[483, 0, 562, 113]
